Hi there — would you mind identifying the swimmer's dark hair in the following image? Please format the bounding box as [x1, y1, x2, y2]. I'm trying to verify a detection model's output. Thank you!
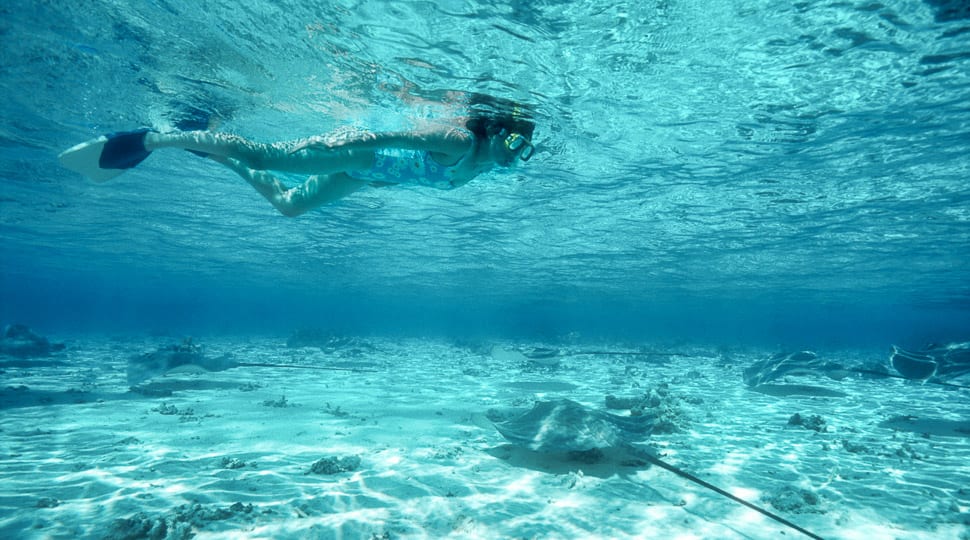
[464, 94, 536, 141]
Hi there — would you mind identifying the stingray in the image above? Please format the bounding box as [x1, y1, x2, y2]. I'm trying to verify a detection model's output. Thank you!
[844, 345, 970, 390]
[494, 399, 654, 452]
[493, 399, 822, 540]
[742, 348, 970, 392]
[891, 343, 970, 381]
[742, 351, 851, 387]
[0, 324, 65, 359]
[126, 339, 372, 386]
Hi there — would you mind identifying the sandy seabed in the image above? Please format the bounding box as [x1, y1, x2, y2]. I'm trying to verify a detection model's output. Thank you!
[1, 335, 968, 540]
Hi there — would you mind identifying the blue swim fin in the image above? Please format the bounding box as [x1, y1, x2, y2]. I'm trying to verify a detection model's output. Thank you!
[58, 128, 153, 182]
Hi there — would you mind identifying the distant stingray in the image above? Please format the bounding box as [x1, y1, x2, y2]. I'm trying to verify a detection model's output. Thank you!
[0, 324, 65, 359]
[891, 343, 970, 381]
[743, 351, 850, 387]
[492, 399, 822, 540]
[127, 338, 372, 387]
[743, 347, 970, 392]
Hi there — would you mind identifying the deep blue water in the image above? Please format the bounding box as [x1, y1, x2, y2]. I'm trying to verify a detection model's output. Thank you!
[1, 0, 969, 346]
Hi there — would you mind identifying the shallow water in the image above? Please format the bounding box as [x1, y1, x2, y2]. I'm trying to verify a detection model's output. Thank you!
[1, 1, 969, 538]
[1, 0, 969, 340]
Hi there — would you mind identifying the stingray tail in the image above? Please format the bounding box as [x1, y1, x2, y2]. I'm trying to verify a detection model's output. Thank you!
[644, 454, 823, 540]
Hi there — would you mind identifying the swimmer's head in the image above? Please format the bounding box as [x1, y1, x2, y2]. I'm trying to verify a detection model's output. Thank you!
[487, 129, 535, 166]
[464, 94, 536, 166]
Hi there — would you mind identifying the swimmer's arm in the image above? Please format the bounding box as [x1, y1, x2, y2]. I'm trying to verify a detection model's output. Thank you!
[292, 127, 472, 157]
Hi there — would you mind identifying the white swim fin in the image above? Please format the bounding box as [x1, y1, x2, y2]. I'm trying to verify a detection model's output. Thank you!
[58, 128, 153, 182]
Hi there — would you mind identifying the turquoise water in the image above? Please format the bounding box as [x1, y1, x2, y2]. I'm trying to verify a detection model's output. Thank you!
[2, 1, 970, 343]
[2, 3, 970, 538]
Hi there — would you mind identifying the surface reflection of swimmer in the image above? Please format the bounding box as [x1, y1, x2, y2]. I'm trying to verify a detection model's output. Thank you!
[59, 96, 536, 217]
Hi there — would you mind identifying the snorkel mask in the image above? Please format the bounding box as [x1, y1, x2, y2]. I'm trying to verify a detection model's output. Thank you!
[503, 131, 535, 162]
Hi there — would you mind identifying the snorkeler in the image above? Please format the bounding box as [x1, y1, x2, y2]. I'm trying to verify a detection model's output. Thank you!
[58, 100, 536, 217]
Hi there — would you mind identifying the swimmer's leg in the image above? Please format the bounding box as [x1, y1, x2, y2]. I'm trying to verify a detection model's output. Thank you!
[146, 131, 372, 175]
[210, 155, 367, 217]
[146, 131, 284, 169]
